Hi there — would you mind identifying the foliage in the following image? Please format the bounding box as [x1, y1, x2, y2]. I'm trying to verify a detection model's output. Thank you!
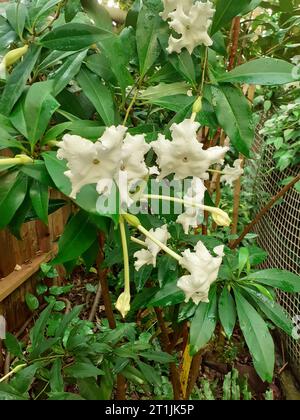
[0, 0, 299, 400]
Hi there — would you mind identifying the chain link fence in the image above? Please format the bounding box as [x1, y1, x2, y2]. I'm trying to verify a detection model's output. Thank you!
[250, 133, 300, 379]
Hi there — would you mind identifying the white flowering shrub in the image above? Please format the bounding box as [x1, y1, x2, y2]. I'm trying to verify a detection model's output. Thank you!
[0, 0, 300, 400]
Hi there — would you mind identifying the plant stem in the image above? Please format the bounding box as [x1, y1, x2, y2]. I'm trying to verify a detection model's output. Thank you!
[137, 224, 181, 262]
[155, 308, 181, 400]
[230, 173, 300, 249]
[120, 217, 130, 295]
[130, 236, 147, 247]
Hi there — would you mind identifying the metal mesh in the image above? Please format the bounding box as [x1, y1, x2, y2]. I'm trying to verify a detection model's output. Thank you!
[250, 132, 300, 377]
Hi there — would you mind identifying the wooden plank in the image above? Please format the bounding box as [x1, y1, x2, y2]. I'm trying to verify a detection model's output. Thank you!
[0, 250, 54, 302]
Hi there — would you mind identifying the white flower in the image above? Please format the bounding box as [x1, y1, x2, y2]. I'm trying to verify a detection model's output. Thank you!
[119, 133, 150, 206]
[177, 241, 224, 304]
[176, 177, 206, 234]
[167, 1, 215, 54]
[221, 159, 244, 186]
[160, 0, 193, 21]
[134, 225, 171, 271]
[115, 291, 131, 319]
[151, 119, 229, 180]
[57, 127, 127, 199]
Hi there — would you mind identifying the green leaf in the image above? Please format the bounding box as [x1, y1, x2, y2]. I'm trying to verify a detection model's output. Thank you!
[98, 36, 133, 97]
[168, 50, 196, 86]
[77, 67, 115, 126]
[244, 269, 300, 293]
[136, 1, 162, 77]
[234, 288, 275, 383]
[242, 286, 293, 335]
[65, 0, 82, 22]
[52, 210, 97, 264]
[140, 82, 191, 101]
[47, 392, 85, 400]
[52, 50, 87, 96]
[211, 0, 251, 34]
[238, 247, 249, 275]
[39, 23, 111, 51]
[134, 265, 153, 292]
[24, 81, 60, 147]
[190, 286, 218, 355]
[77, 378, 103, 400]
[4, 333, 23, 358]
[211, 84, 254, 157]
[25, 293, 40, 311]
[217, 58, 299, 85]
[30, 303, 54, 352]
[5, 2, 27, 39]
[21, 161, 54, 187]
[139, 350, 174, 363]
[149, 281, 185, 307]
[0, 45, 41, 116]
[218, 288, 236, 339]
[65, 362, 104, 379]
[0, 384, 27, 400]
[0, 171, 27, 229]
[49, 359, 64, 393]
[81, 0, 113, 31]
[30, 180, 49, 225]
[136, 360, 162, 387]
[10, 364, 39, 394]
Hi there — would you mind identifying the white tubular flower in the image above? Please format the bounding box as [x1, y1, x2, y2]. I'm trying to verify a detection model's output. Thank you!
[119, 133, 150, 206]
[57, 126, 127, 199]
[167, 1, 215, 54]
[177, 241, 224, 304]
[151, 119, 229, 180]
[221, 159, 244, 186]
[134, 225, 171, 271]
[176, 177, 206, 234]
[160, 0, 193, 21]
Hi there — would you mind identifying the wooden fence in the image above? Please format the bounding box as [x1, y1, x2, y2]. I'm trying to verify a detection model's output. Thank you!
[0, 200, 70, 331]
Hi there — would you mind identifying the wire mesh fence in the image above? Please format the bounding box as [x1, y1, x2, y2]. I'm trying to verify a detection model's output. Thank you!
[250, 132, 300, 378]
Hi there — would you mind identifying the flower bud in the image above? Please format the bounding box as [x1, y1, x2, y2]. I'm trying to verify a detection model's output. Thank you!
[192, 96, 202, 114]
[115, 291, 131, 319]
[123, 213, 141, 228]
[4, 45, 28, 67]
[211, 208, 231, 227]
[15, 154, 34, 165]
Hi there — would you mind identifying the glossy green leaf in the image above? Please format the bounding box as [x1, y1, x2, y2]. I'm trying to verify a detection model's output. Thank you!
[0, 171, 27, 229]
[168, 50, 196, 86]
[190, 286, 218, 355]
[52, 50, 87, 96]
[218, 287, 236, 339]
[242, 286, 293, 335]
[29, 179, 49, 225]
[77, 67, 116, 126]
[5, 2, 27, 39]
[39, 23, 111, 51]
[149, 281, 185, 307]
[217, 58, 299, 85]
[0, 45, 41, 116]
[0, 384, 27, 401]
[25, 293, 40, 311]
[24, 81, 60, 147]
[52, 210, 97, 264]
[136, 1, 162, 77]
[234, 288, 275, 383]
[211, 84, 254, 157]
[211, 0, 251, 34]
[65, 362, 104, 379]
[10, 364, 39, 395]
[245, 269, 300, 293]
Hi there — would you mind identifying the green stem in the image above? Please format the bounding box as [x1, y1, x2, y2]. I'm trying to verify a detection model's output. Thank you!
[137, 224, 181, 262]
[0, 155, 33, 166]
[120, 217, 130, 294]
